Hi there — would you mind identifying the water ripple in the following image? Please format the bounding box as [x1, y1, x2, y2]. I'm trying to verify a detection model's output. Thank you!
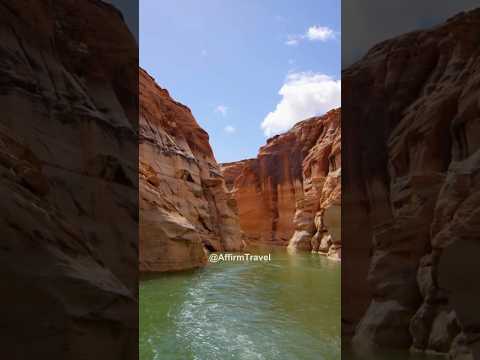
[141, 252, 340, 360]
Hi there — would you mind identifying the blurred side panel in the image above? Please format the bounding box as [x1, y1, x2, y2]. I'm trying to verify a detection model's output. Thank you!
[342, 1, 480, 359]
[0, 0, 138, 358]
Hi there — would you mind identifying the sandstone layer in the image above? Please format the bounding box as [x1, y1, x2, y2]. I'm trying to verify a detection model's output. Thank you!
[139, 69, 244, 272]
[222, 109, 341, 258]
[342, 9, 480, 359]
[0, 0, 138, 358]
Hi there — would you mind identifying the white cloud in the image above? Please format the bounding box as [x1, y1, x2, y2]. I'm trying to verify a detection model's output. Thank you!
[261, 72, 341, 136]
[224, 125, 236, 134]
[306, 26, 335, 41]
[215, 105, 228, 116]
[285, 25, 336, 46]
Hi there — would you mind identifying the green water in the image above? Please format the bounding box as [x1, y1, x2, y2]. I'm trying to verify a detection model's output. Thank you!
[140, 249, 340, 360]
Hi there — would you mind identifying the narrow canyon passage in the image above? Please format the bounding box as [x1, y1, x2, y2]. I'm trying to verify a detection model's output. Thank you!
[139, 67, 342, 359]
[140, 249, 340, 360]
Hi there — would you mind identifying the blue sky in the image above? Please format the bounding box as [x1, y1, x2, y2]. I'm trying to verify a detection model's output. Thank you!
[140, 0, 340, 163]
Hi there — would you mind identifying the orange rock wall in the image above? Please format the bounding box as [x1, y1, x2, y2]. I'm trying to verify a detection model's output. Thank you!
[222, 109, 341, 257]
[139, 69, 244, 272]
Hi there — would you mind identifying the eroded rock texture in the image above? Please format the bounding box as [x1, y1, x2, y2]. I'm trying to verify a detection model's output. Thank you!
[139, 69, 244, 272]
[0, 0, 138, 358]
[342, 9, 480, 359]
[222, 109, 341, 258]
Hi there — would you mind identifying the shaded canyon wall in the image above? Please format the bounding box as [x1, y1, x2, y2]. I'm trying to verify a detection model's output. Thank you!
[0, 0, 138, 358]
[342, 9, 480, 359]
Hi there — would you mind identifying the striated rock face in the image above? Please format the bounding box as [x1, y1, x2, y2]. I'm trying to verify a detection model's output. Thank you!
[343, 9, 480, 358]
[0, 0, 138, 358]
[139, 69, 244, 272]
[222, 109, 341, 258]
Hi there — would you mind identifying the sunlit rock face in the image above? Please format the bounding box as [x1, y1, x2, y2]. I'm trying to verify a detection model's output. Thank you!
[0, 0, 138, 358]
[139, 69, 244, 273]
[342, 8, 480, 358]
[222, 109, 341, 258]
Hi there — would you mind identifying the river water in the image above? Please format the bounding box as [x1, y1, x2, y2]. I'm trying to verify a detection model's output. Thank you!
[140, 248, 340, 360]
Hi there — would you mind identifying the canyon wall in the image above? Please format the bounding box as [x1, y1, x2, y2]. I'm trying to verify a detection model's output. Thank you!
[222, 109, 341, 258]
[0, 1, 138, 358]
[139, 69, 244, 272]
[343, 9, 480, 359]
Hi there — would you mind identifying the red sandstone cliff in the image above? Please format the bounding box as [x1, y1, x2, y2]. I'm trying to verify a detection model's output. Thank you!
[139, 69, 244, 272]
[222, 109, 341, 258]
[343, 9, 480, 359]
[0, 1, 138, 358]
